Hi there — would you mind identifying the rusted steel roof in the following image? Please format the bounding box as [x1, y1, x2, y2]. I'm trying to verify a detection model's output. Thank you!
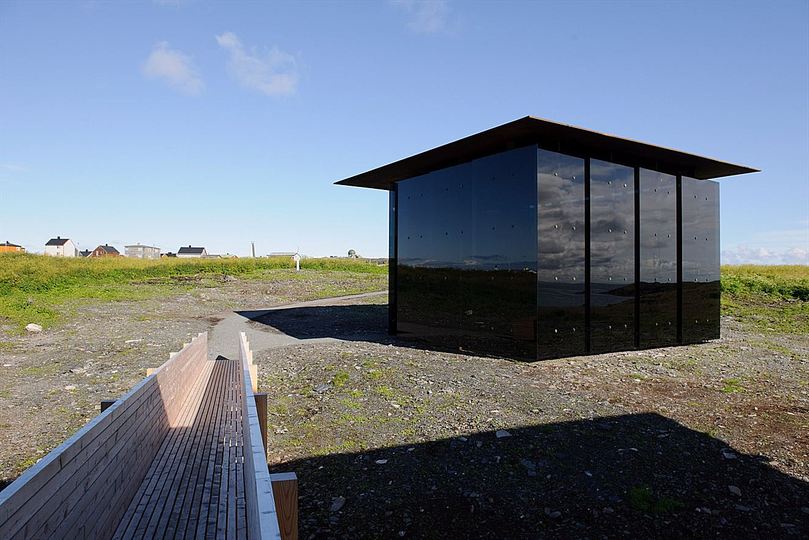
[335, 116, 758, 190]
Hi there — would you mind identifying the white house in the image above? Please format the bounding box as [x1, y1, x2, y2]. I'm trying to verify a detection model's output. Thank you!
[44, 237, 79, 257]
[177, 245, 207, 258]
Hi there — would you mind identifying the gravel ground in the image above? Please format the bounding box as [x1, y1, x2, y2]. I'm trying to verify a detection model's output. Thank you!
[254, 298, 808, 539]
[1, 281, 806, 538]
[0, 271, 384, 486]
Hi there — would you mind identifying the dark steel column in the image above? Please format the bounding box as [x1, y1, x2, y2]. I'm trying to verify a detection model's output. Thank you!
[676, 174, 683, 344]
[584, 158, 591, 354]
[634, 166, 641, 349]
[388, 185, 398, 335]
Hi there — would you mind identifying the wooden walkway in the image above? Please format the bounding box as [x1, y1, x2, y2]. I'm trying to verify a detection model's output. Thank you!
[114, 357, 248, 539]
[0, 332, 293, 540]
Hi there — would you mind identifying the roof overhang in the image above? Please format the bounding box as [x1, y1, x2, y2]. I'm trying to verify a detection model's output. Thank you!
[335, 116, 759, 190]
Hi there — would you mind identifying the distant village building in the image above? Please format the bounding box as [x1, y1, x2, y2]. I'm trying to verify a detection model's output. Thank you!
[125, 244, 161, 260]
[79, 249, 91, 257]
[90, 245, 120, 257]
[269, 252, 296, 257]
[44, 237, 78, 257]
[177, 246, 207, 258]
[0, 241, 25, 253]
[161, 252, 177, 258]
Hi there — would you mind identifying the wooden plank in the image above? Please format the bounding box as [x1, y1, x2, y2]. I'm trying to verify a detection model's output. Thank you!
[134, 358, 212, 538]
[80, 341, 211, 539]
[183, 360, 229, 540]
[16, 385, 169, 538]
[163, 359, 219, 538]
[216, 360, 234, 539]
[0, 375, 160, 531]
[271, 473, 299, 540]
[116, 356, 211, 535]
[0, 333, 208, 540]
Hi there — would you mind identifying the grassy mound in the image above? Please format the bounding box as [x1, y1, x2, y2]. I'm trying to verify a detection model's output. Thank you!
[0, 254, 386, 331]
[721, 265, 809, 333]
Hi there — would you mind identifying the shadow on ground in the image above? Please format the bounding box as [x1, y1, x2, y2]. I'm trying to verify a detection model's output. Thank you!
[237, 304, 488, 357]
[271, 412, 808, 539]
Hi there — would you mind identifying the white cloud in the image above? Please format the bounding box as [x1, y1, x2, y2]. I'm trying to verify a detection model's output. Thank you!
[723, 245, 809, 265]
[392, 0, 450, 34]
[215, 32, 298, 97]
[722, 223, 809, 265]
[142, 42, 204, 95]
[0, 163, 27, 173]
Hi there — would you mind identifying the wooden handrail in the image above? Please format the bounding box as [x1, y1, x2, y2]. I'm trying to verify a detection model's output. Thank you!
[239, 332, 284, 539]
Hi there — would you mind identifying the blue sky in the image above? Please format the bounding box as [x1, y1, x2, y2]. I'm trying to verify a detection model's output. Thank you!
[1, 0, 807, 262]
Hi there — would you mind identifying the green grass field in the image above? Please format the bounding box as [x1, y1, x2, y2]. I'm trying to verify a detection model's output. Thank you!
[0, 254, 805, 335]
[0, 254, 387, 332]
[721, 265, 809, 334]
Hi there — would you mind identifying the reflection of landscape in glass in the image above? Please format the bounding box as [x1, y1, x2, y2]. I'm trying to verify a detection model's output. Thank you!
[396, 146, 537, 359]
[682, 177, 720, 342]
[393, 146, 722, 361]
[537, 149, 585, 359]
[639, 169, 678, 347]
[590, 159, 635, 353]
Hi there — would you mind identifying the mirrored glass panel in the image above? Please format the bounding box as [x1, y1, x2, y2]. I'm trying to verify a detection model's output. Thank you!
[682, 177, 720, 342]
[458, 147, 537, 359]
[639, 169, 677, 347]
[537, 149, 585, 358]
[396, 147, 537, 359]
[590, 159, 636, 353]
[397, 172, 462, 351]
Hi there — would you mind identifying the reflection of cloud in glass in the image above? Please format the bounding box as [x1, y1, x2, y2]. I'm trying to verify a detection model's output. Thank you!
[682, 177, 719, 281]
[591, 159, 634, 284]
[538, 149, 585, 279]
[639, 169, 677, 282]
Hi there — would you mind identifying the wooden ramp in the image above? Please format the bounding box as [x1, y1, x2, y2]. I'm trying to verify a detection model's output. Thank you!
[114, 357, 247, 539]
[0, 333, 295, 540]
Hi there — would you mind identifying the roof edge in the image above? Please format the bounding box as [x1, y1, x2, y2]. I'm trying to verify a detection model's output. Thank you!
[335, 116, 759, 190]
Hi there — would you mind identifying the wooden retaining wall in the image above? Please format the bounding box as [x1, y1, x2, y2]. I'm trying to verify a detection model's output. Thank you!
[0, 333, 209, 540]
[239, 332, 283, 540]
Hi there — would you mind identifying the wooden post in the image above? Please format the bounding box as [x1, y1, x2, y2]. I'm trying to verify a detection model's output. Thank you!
[249, 364, 258, 393]
[254, 393, 268, 457]
[100, 400, 116, 413]
[270, 472, 298, 540]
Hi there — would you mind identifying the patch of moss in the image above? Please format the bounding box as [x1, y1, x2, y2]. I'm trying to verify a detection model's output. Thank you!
[332, 370, 350, 388]
[721, 378, 744, 394]
[628, 485, 684, 514]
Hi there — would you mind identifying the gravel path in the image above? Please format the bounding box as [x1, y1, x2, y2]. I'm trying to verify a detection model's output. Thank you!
[207, 291, 387, 360]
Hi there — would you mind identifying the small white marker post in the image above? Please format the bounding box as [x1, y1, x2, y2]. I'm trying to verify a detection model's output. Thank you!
[293, 252, 301, 272]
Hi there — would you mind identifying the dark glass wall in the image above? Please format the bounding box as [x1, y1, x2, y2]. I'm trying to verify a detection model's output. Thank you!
[396, 146, 537, 359]
[393, 147, 720, 361]
[682, 177, 720, 342]
[590, 159, 636, 353]
[639, 168, 678, 347]
[537, 149, 585, 358]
